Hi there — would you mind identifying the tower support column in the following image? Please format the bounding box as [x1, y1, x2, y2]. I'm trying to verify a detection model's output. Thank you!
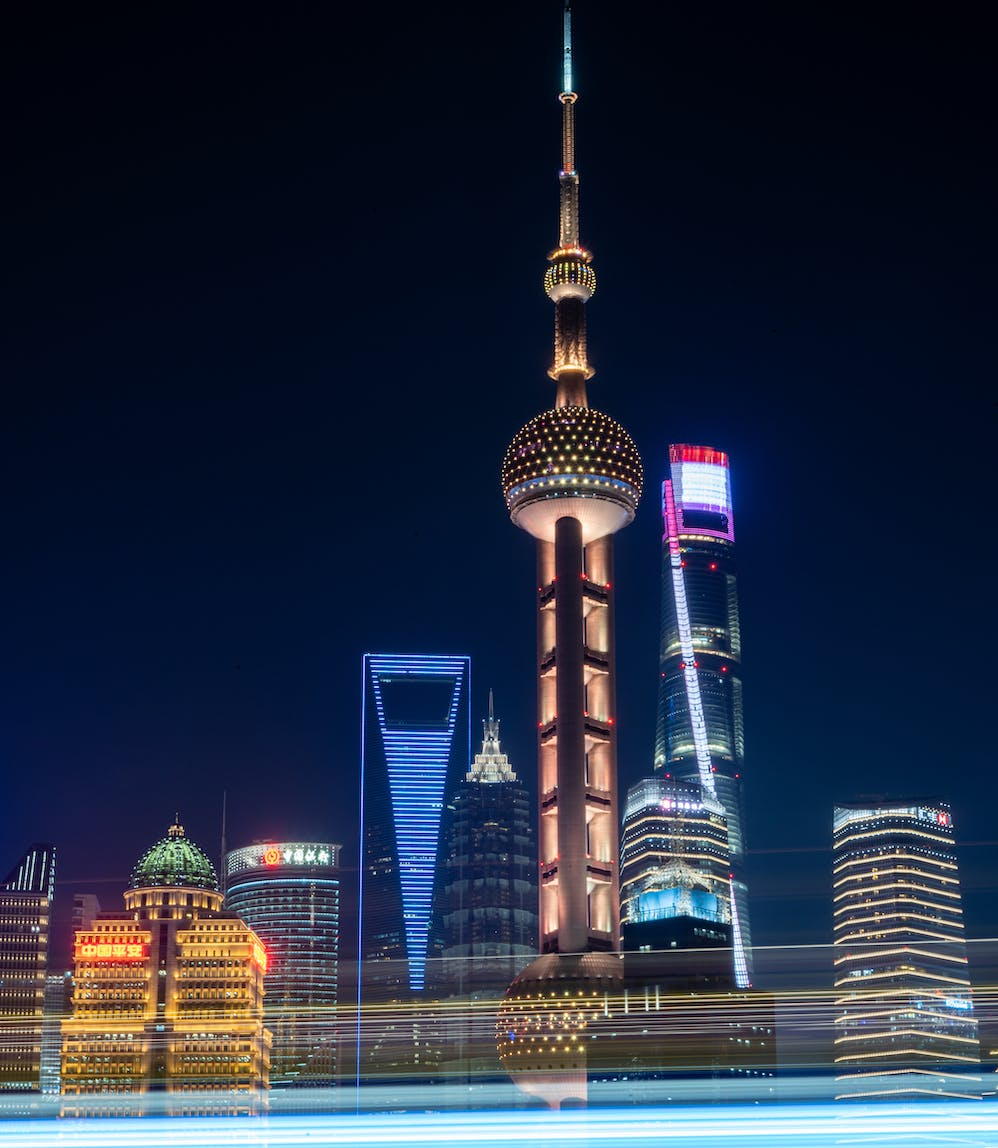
[553, 514, 587, 953]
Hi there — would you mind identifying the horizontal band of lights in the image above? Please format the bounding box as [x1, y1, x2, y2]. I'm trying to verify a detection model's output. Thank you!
[367, 655, 468, 992]
[832, 800, 980, 1095]
[11, 1101, 998, 1141]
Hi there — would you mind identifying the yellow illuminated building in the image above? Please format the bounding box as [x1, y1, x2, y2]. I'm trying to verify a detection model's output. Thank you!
[61, 820, 270, 1107]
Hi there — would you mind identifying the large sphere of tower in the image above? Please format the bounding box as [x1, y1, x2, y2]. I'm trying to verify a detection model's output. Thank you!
[497, 952, 623, 1109]
[501, 406, 642, 542]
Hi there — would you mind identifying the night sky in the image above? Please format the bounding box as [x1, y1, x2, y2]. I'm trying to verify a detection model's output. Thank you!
[4, 2, 994, 964]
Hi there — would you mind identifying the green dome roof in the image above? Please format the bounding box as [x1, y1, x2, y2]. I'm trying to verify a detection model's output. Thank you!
[130, 820, 218, 891]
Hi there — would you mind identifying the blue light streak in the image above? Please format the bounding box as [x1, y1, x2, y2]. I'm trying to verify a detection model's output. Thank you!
[3, 1099, 996, 1147]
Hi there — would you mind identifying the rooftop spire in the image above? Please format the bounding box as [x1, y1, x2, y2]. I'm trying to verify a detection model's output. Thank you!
[467, 692, 516, 783]
[545, 1, 596, 406]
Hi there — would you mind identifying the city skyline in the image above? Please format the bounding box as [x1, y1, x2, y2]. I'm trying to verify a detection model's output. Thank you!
[4, 0, 995, 966]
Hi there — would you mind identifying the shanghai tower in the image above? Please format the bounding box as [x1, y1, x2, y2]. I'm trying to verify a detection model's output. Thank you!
[497, 2, 642, 1107]
[655, 444, 751, 982]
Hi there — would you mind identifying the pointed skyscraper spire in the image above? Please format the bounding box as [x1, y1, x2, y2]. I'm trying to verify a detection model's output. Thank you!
[467, 691, 516, 782]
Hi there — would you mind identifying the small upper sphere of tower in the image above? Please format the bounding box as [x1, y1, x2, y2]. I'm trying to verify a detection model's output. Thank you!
[545, 247, 596, 302]
[130, 820, 219, 891]
[501, 406, 642, 543]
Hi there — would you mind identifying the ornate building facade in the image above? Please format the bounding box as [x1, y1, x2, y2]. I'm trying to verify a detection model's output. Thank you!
[60, 820, 269, 1109]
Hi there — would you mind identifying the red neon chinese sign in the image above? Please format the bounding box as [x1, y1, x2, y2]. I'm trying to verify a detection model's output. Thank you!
[75, 936, 149, 962]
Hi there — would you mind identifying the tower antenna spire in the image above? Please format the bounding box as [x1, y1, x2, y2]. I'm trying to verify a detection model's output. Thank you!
[562, 0, 573, 97]
[545, 0, 595, 405]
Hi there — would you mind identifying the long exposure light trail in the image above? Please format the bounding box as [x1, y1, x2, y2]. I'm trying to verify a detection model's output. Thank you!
[1, 1102, 997, 1148]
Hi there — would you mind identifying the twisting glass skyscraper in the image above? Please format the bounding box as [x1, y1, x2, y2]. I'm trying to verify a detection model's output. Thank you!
[497, 2, 642, 1107]
[653, 444, 750, 982]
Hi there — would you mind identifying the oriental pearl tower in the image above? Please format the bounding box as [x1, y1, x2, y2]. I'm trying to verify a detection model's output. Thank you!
[497, 2, 642, 1107]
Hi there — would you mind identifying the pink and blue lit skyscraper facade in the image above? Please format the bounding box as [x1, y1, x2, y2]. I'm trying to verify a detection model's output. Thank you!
[654, 444, 751, 983]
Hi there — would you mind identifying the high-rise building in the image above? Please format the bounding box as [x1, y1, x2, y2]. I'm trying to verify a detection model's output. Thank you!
[359, 653, 471, 1002]
[620, 777, 732, 958]
[433, 692, 537, 998]
[60, 819, 270, 1108]
[225, 841, 340, 1087]
[496, 3, 643, 1106]
[40, 972, 72, 1095]
[0, 844, 55, 1093]
[833, 799, 981, 1100]
[654, 443, 751, 983]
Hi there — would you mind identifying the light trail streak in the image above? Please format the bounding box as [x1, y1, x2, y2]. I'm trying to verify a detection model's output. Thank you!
[0, 1101, 997, 1147]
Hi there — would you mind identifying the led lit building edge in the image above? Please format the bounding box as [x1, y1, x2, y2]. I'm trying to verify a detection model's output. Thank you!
[361, 654, 470, 993]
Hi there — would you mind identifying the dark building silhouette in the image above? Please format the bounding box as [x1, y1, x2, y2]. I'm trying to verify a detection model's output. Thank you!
[432, 693, 537, 999]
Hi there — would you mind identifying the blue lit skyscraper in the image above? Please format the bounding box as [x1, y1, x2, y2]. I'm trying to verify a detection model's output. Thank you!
[359, 654, 471, 1000]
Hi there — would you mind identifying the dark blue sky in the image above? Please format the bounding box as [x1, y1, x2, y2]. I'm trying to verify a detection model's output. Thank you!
[3, 1, 994, 957]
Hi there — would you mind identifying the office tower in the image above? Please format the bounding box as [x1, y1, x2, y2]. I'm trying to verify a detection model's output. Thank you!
[359, 654, 471, 1001]
[497, 3, 642, 1106]
[0, 845, 54, 1093]
[434, 692, 537, 997]
[620, 777, 732, 956]
[40, 972, 72, 1095]
[60, 819, 269, 1107]
[654, 443, 751, 983]
[833, 799, 981, 1099]
[225, 841, 340, 1087]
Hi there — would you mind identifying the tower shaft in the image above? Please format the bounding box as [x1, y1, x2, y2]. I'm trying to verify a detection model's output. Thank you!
[537, 524, 619, 953]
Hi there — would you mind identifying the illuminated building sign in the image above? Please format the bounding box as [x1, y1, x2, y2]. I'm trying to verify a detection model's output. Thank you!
[833, 805, 953, 832]
[75, 936, 148, 961]
[226, 842, 338, 877]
